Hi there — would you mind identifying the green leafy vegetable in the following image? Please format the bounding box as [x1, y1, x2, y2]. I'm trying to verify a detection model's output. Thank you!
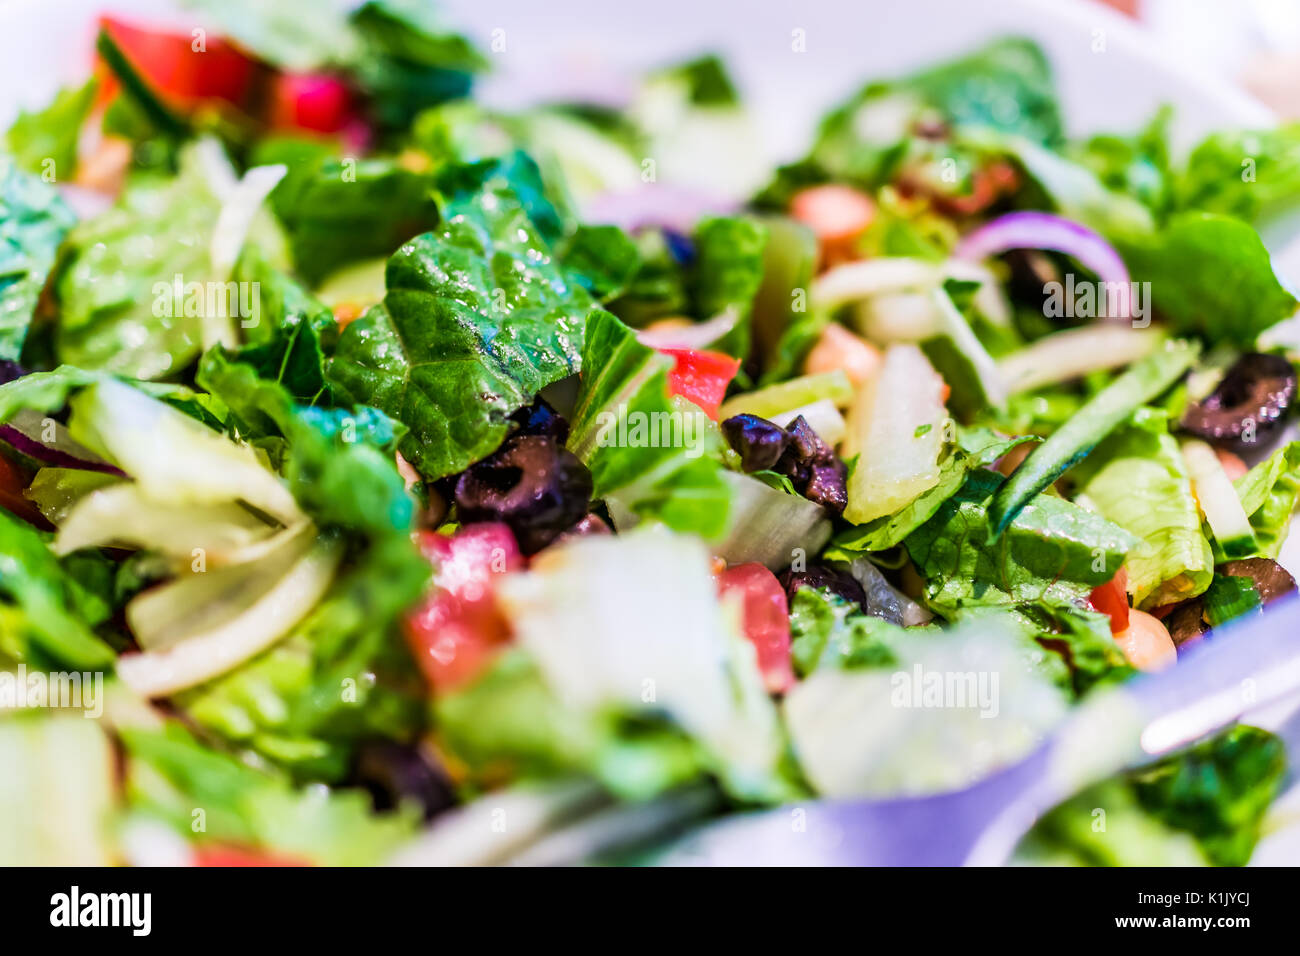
[989, 340, 1199, 538]
[1071, 408, 1213, 609]
[1232, 441, 1300, 559]
[327, 180, 591, 479]
[566, 310, 732, 540]
[1117, 213, 1297, 347]
[1176, 124, 1300, 224]
[4, 79, 99, 180]
[0, 157, 75, 361]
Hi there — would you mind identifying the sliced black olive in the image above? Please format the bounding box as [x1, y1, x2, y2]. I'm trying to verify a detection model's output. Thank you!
[1181, 353, 1297, 449]
[454, 434, 593, 554]
[509, 397, 569, 443]
[662, 229, 696, 266]
[1217, 557, 1297, 605]
[779, 565, 867, 611]
[0, 360, 24, 386]
[550, 512, 613, 548]
[721, 413, 788, 472]
[1166, 598, 1210, 652]
[349, 739, 456, 822]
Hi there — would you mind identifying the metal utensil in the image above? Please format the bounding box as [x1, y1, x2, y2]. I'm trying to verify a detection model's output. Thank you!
[649, 594, 1300, 866]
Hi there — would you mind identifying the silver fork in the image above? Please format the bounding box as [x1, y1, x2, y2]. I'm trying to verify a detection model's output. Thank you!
[648, 594, 1300, 866]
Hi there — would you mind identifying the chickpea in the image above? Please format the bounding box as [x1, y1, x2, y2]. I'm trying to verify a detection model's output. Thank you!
[1113, 609, 1177, 672]
[1215, 448, 1248, 482]
[803, 323, 883, 387]
[996, 442, 1033, 478]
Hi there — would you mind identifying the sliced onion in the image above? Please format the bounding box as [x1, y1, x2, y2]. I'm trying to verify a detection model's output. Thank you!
[714, 471, 832, 571]
[770, 399, 847, 447]
[954, 211, 1132, 320]
[0, 409, 124, 476]
[997, 325, 1163, 394]
[580, 184, 739, 235]
[635, 309, 740, 350]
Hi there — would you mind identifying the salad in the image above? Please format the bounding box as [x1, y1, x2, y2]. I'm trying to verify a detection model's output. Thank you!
[2, 3, 1300, 867]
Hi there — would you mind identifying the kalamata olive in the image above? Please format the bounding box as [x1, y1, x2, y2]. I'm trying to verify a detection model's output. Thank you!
[1218, 557, 1297, 605]
[1165, 598, 1210, 652]
[804, 461, 848, 516]
[779, 565, 867, 611]
[454, 434, 593, 554]
[662, 229, 696, 266]
[721, 413, 789, 472]
[1181, 353, 1297, 449]
[509, 398, 569, 443]
[783, 415, 835, 464]
[1002, 249, 1062, 311]
[349, 739, 456, 822]
[0, 360, 24, 386]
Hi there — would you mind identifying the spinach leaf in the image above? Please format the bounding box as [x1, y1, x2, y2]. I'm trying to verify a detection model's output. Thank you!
[787, 587, 909, 677]
[269, 156, 440, 285]
[559, 225, 642, 302]
[0, 157, 75, 361]
[1117, 213, 1297, 347]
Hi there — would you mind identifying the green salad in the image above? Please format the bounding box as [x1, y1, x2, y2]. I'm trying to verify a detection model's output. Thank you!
[1, 5, 1299, 866]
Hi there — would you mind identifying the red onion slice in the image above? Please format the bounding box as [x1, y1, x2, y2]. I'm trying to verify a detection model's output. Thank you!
[0, 409, 125, 476]
[581, 185, 739, 235]
[954, 211, 1132, 320]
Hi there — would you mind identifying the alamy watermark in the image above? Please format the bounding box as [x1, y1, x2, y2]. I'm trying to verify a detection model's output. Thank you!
[0, 665, 104, 717]
[1043, 274, 1151, 328]
[152, 274, 260, 328]
[595, 404, 706, 458]
[890, 664, 1000, 718]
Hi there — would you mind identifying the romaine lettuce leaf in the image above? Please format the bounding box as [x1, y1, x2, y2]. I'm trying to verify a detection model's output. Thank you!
[1176, 124, 1300, 224]
[326, 179, 591, 479]
[121, 721, 415, 865]
[4, 79, 99, 180]
[1231, 440, 1300, 559]
[1071, 407, 1213, 608]
[566, 310, 732, 540]
[0, 156, 75, 361]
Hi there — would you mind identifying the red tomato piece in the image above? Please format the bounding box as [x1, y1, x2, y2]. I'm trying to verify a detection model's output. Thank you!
[657, 347, 741, 420]
[1089, 567, 1130, 635]
[716, 563, 795, 693]
[405, 523, 524, 691]
[194, 845, 311, 867]
[99, 16, 259, 108]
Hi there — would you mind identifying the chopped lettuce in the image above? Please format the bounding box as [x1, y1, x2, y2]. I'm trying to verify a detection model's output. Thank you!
[1072, 408, 1213, 608]
[566, 310, 732, 540]
[493, 527, 794, 801]
[0, 156, 75, 361]
[1231, 441, 1300, 559]
[1176, 124, 1300, 225]
[3, 79, 99, 180]
[784, 610, 1069, 798]
[121, 721, 415, 865]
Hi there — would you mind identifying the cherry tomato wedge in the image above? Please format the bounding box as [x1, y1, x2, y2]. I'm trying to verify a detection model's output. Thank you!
[267, 72, 354, 134]
[99, 16, 259, 108]
[1089, 567, 1130, 635]
[404, 523, 523, 691]
[716, 563, 795, 693]
[657, 347, 740, 421]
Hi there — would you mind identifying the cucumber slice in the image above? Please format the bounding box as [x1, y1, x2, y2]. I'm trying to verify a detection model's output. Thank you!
[718, 370, 854, 421]
[1181, 439, 1258, 559]
[988, 339, 1200, 539]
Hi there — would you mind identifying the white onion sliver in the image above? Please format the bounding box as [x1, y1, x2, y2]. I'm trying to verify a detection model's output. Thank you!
[580, 184, 739, 235]
[635, 309, 740, 350]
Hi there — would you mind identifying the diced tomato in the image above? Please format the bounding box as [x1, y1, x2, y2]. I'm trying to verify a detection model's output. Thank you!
[940, 382, 951, 404]
[194, 845, 312, 867]
[716, 563, 795, 693]
[657, 348, 741, 420]
[267, 72, 354, 135]
[790, 184, 876, 265]
[98, 16, 259, 108]
[405, 523, 524, 691]
[1089, 567, 1130, 635]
